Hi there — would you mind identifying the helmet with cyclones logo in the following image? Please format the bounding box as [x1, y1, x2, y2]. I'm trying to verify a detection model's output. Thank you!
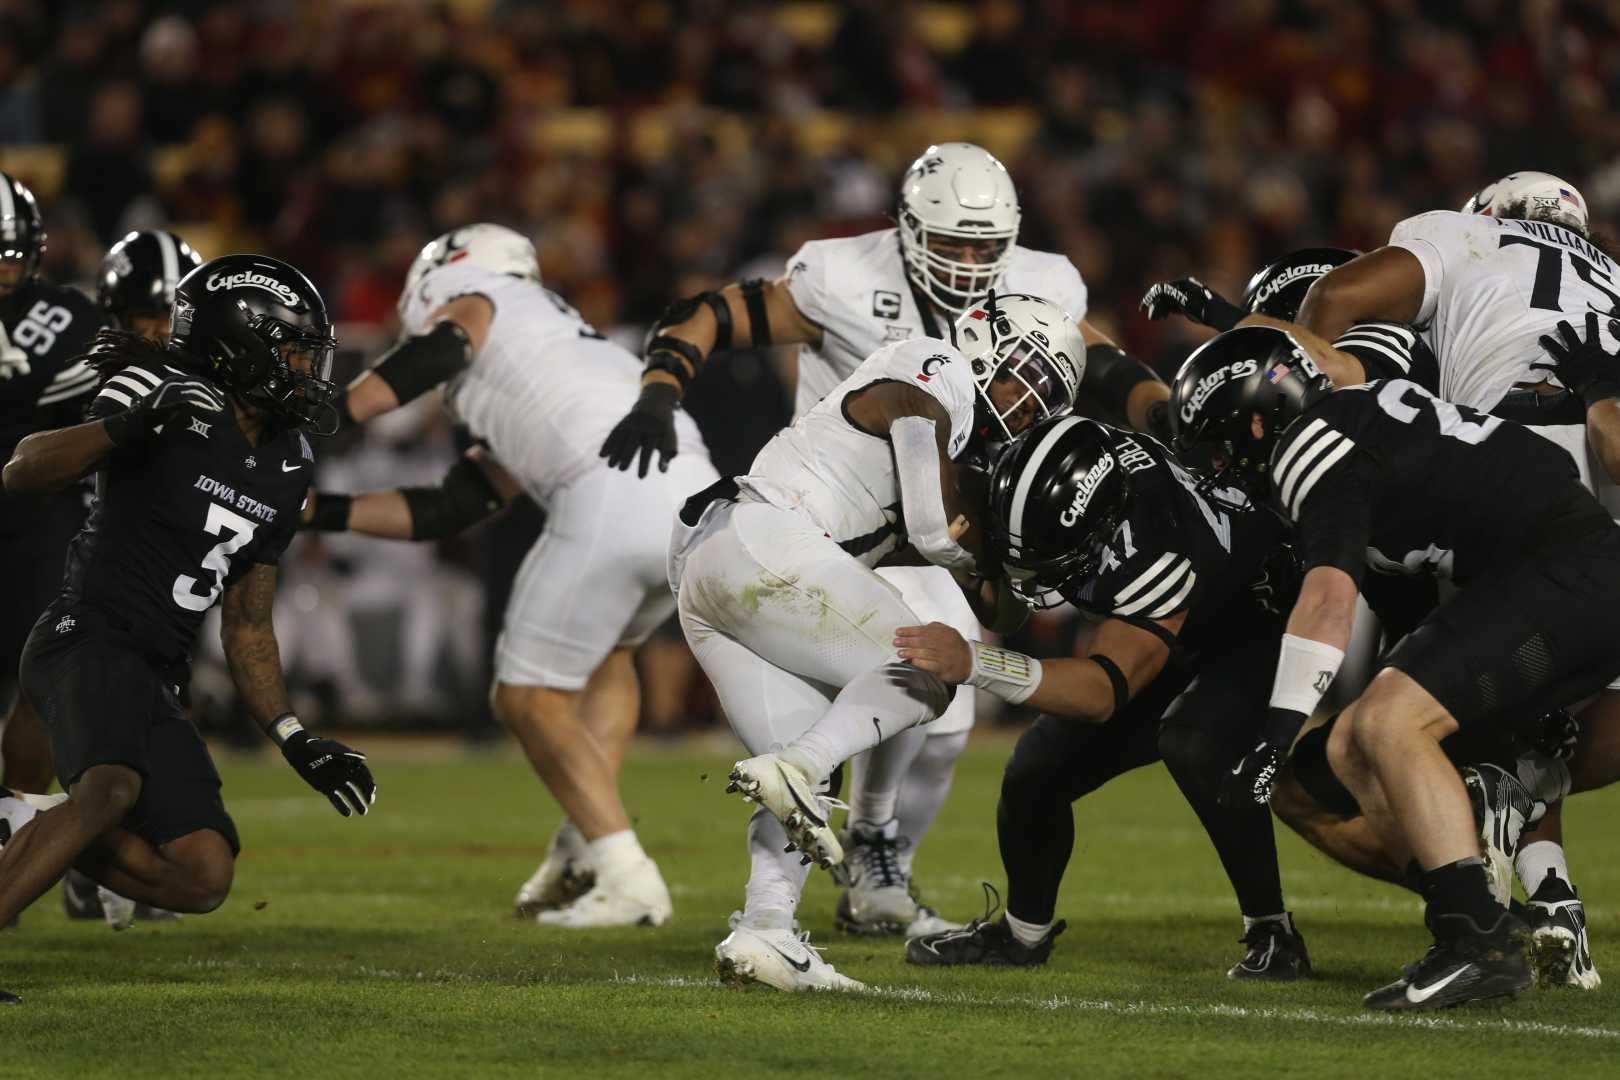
[1462, 171, 1589, 235]
[171, 253, 340, 432]
[1240, 247, 1359, 322]
[98, 230, 204, 328]
[399, 224, 538, 333]
[1169, 325, 1332, 497]
[0, 171, 46, 298]
[987, 415, 1131, 608]
[898, 142, 1021, 314]
[953, 291, 1083, 444]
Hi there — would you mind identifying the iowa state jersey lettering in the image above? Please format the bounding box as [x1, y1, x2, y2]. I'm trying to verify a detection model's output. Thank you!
[58, 362, 312, 663]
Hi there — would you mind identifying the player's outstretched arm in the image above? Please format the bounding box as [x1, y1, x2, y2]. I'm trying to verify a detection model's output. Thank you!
[895, 612, 1180, 723]
[600, 278, 820, 477]
[1077, 319, 1172, 440]
[302, 447, 516, 541]
[3, 377, 222, 494]
[343, 295, 489, 426]
[221, 565, 377, 817]
[1296, 248, 1424, 348]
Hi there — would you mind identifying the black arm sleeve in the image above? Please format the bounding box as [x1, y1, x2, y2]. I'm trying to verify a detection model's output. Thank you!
[1083, 344, 1163, 420]
[400, 456, 506, 541]
[369, 321, 473, 406]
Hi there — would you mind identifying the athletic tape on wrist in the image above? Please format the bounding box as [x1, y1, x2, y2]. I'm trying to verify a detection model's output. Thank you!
[966, 641, 1042, 704]
[1269, 633, 1345, 717]
[271, 713, 305, 747]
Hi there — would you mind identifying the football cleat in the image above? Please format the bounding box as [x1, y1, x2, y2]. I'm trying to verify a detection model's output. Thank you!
[1363, 910, 1530, 1011]
[907, 914, 1065, 966]
[1526, 869, 1601, 990]
[535, 857, 671, 929]
[0, 988, 17, 1005]
[725, 754, 844, 869]
[835, 819, 916, 935]
[904, 905, 967, 940]
[514, 821, 595, 918]
[98, 886, 136, 931]
[1227, 914, 1311, 980]
[714, 912, 865, 992]
[61, 868, 105, 921]
[1463, 764, 1537, 905]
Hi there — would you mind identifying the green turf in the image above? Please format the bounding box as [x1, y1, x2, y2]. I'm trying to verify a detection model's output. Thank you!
[3, 737, 1615, 1078]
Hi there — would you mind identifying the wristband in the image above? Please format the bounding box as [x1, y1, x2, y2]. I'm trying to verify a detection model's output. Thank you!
[1268, 633, 1345, 717]
[966, 641, 1042, 704]
[305, 492, 352, 531]
[270, 712, 305, 747]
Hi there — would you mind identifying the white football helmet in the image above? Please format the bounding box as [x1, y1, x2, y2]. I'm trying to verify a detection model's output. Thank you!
[954, 292, 1083, 442]
[398, 224, 539, 329]
[898, 142, 1021, 314]
[1462, 171, 1589, 234]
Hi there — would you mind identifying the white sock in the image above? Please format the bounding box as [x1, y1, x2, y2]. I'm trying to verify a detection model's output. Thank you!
[895, 729, 968, 877]
[1243, 912, 1291, 934]
[587, 829, 647, 876]
[778, 663, 947, 783]
[848, 725, 929, 826]
[1516, 840, 1569, 894]
[553, 819, 587, 862]
[742, 808, 809, 929]
[1005, 911, 1052, 948]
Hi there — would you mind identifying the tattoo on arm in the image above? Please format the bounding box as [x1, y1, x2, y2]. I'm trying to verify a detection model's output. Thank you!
[221, 564, 291, 734]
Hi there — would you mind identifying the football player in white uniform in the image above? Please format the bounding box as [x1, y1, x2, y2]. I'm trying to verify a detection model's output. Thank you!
[1143, 175, 1612, 988]
[323, 224, 720, 928]
[665, 292, 1079, 990]
[602, 142, 1165, 936]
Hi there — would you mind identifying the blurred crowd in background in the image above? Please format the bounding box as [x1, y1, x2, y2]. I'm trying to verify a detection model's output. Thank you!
[5, 0, 1620, 735]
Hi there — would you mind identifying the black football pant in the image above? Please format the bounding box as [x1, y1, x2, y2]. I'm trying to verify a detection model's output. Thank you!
[998, 642, 1283, 926]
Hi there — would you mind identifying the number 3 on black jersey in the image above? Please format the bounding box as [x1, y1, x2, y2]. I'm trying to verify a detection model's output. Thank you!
[172, 501, 258, 611]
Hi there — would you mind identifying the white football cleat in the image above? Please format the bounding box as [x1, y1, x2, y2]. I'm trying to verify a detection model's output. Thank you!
[98, 887, 137, 931]
[1527, 869, 1601, 990]
[536, 857, 672, 929]
[835, 819, 916, 934]
[515, 821, 595, 918]
[714, 912, 866, 992]
[725, 754, 843, 869]
[1463, 764, 1536, 905]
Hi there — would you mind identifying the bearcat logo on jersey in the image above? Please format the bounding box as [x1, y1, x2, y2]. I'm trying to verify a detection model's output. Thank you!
[1250, 263, 1336, 306]
[1058, 454, 1114, 528]
[917, 353, 951, 382]
[1180, 359, 1259, 423]
[206, 270, 301, 307]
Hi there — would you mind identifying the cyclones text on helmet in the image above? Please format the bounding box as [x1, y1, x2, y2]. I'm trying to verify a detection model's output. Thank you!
[1240, 247, 1359, 322]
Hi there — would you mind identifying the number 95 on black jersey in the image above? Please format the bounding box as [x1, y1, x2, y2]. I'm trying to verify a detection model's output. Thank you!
[59, 369, 313, 664]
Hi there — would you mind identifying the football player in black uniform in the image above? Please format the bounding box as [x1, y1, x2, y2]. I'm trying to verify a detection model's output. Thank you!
[1172, 324, 1620, 1011]
[52, 229, 208, 926]
[0, 173, 107, 796]
[0, 254, 375, 1005]
[898, 414, 1310, 979]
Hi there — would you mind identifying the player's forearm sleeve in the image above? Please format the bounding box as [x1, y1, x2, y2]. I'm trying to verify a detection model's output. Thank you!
[891, 415, 975, 573]
[368, 321, 472, 407]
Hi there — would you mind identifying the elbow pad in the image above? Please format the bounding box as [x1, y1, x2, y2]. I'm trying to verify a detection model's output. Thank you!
[370, 321, 472, 406]
[892, 415, 975, 573]
[1085, 345, 1163, 418]
[401, 457, 505, 541]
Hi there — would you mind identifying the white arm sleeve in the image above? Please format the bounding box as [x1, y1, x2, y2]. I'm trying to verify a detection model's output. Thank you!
[891, 414, 975, 573]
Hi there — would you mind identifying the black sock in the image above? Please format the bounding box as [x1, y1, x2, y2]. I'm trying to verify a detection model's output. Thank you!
[1420, 856, 1503, 932]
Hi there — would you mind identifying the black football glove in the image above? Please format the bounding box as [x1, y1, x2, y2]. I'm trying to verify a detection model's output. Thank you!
[1522, 706, 1581, 762]
[103, 378, 224, 446]
[599, 380, 680, 478]
[1140, 278, 1246, 332]
[1532, 311, 1620, 404]
[1222, 740, 1287, 808]
[281, 730, 377, 817]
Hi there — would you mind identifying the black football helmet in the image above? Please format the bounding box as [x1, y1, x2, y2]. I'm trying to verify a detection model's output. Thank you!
[1169, 325, 1332, 495]
[1240, 247, 1358, 322]
[988, 414, 1131, 607]
[0, 171, 45, 296]
[98, 230, 204, 328]
[171, 254, 339, 433]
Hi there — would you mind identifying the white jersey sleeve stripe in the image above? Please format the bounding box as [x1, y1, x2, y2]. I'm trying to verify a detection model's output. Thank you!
[1114, 558, 1193, 617]
[105, 373, 154, 399]
[1113, 550, 1178, 606]
[1336, 335, 1413, 373]
[1276, 428, 1345, 509]
[119, 365, 163, 390]
[96, 386, 133, 408]
[37, 372, 100, 405]
[1007, 416, 1085, 548]
[1285, 437, 1356, 518]
[1270, 418, 1328, 481]
[1138, 568, 1197, 620]
[45, 359, 91, 388]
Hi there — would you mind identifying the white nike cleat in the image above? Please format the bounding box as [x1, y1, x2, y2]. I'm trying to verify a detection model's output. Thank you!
[1463, 764, 1536, 905]
[1527, 869, 1601, 990]
[98, 887, 137, 931]
[514, 821, 595, 918]
[725, 754, 843, 869]
[535, 857, 672, 929]
[714, 912, 866, 992]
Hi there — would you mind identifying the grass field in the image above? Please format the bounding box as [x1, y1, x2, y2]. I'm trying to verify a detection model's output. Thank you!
[3, 735, 1616, 1078]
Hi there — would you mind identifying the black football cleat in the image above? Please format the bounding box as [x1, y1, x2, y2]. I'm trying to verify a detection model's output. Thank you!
[1228, 914, 1311, 980]
[1364, 911, 1530, 1011]
[906, 915, 1066, 966]
[0, 988, 18, 1005]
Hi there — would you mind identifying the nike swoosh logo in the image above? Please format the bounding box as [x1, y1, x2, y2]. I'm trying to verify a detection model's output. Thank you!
[768, 943, 812, 973]
[1405, 964, 1470, 1003]
[779, 765, 826, 826]
[281, 461, 302, 472]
